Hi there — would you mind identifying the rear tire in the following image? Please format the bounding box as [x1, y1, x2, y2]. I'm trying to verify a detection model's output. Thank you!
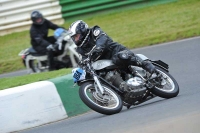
[79, 81, 123, 115]
[151, 67, 179, 98]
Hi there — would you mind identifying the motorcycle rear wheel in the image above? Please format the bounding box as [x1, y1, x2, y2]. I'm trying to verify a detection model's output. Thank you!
[79, 81, 123, 115]
[151, 67, 179, 98]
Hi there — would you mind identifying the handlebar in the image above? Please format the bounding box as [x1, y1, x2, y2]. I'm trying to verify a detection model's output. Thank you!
[55, 30, 74, 50]
[79, 45, 97, 66]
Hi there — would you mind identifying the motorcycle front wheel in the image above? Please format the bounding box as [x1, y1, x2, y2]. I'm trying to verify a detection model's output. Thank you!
[79, 82, 123, 115]
[29, 60, 48, 73]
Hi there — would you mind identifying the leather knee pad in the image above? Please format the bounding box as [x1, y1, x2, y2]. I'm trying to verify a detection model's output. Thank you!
[112, 50, 134, 66]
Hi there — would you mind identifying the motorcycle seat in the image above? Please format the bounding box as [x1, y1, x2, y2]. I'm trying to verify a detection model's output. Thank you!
[28, 47, 46, 56]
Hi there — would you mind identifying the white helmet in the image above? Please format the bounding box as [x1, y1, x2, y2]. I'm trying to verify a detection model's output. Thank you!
[69, 20, 89, 46]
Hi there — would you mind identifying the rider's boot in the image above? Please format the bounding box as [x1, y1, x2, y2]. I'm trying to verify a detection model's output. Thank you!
[130, 55, 156, 76]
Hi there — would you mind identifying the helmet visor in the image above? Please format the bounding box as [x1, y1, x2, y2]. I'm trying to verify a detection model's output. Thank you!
[71, 34, 81, 46]
[36, 18, 43, 23]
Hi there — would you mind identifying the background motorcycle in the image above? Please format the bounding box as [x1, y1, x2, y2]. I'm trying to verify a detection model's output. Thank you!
[72, 46, 179, 115]
[18, 29, 80, 73]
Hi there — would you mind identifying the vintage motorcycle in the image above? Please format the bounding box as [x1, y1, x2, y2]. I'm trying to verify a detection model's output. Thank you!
[72, 46, 179, 115]
[18, 29, 80, 73]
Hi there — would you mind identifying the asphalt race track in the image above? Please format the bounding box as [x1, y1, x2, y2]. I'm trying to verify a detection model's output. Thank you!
[0, 69, 27, 79]
[9, 37, 200, 133]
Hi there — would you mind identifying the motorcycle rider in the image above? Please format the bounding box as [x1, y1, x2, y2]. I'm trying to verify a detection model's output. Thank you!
[69, 20, 157, 90]
[30, 10, 65, 71]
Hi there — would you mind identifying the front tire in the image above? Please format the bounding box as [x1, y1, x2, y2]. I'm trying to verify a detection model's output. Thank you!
[29, 60, 48, 73]
[151, 67, 179, 98]
[79, 82, 123, 115]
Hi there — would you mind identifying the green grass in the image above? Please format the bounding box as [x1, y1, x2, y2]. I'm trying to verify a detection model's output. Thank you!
[0, 68, 72, 90]
[1, 0, 200, 74]
[0, 0, 200, 90]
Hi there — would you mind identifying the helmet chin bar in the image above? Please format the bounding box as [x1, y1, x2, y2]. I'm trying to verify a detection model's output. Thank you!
[78, 30, 90, 47]
[34, 18, 45, 25]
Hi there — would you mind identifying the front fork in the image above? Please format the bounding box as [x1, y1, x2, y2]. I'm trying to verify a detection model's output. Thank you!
[93, 75, 105, 95]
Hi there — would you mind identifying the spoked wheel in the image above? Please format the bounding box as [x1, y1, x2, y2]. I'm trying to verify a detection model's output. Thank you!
[79, 82, 123, 115]
[151, 67, 179, 98]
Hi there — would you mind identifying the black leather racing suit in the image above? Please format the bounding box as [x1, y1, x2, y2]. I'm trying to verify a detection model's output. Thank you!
[76, 25, 156, 74]
[30, 19, 65, 70]
[30, 19, 59, 54]
[77, 26, 127, 62]
[77, 26, 137, 66]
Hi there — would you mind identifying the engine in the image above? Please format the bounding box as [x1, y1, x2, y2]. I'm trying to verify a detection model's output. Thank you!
[105, 70, 147, 99]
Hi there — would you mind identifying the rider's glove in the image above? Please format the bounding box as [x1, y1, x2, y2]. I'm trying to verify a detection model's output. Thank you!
[46, 44, 56, 51]
[91, 47, 103, 61]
